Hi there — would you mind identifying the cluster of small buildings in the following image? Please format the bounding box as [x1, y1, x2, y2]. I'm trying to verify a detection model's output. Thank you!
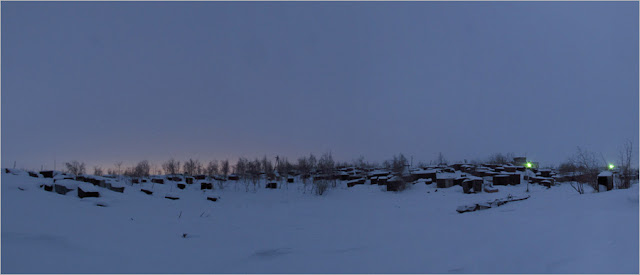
[333, 157, 557, 193]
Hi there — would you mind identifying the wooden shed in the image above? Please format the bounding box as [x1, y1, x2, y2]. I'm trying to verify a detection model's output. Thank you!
[39, 171, 54, 178]
[461, 179, 473, 193]
[436, 173, 456, 188]
[493, 175, 510, 186]
[266, 182, 277, 189]
[338, 172, 350, 181]
[454, 176, 467, 186]
[347, 178, 366, 188]
[386, 176, 406, 192]
[377, 176, 388, 185]
[508, 173, 521, 185]
[412, 170, 438, 182]
[436, 178, 454, 188]
[201, 182, 213, 190]
[77, 184, 100, 198]
[597, 171, 614, 191]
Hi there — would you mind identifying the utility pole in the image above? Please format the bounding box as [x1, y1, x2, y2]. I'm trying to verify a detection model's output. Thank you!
[525, 162, 531, 193]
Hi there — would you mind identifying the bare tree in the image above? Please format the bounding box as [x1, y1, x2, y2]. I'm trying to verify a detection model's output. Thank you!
[262, 155, 274, 181]
[353, 156, 366, 170]
[249, 159, 262, 192]
[276, 157, 293, 189]
[235, 158, 248, 180]
[308, 153, 317, 174]
[391, 154, 408, 176]
[221, 159, 230, 179]
[561, 157, 585, 194]
[206, 160, 219, 178]
[183, 159, 201, 176]
[487, 153, 509, 165]
[297, 156, 311, 192]
[573, 147, 603, 193]
[114, 161, 123, 176]
[162, 159, 181, 175]
[106, 168, 116, 176]
[93, 166, 103, 176]
[618, 139, 634, 189]
[195, 160, 204, 175]
[204, 160, 220, 189]
[436, 152, 448, 166]
[383, 160, 392, 170]
[65, 161, 86, 177]
[315, 152, 335, 194]
[134, 160, 151, 178]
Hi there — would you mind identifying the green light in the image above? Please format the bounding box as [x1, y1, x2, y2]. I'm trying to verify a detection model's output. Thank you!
[526, 162, 532, 168]
[608, 164, 615, 170]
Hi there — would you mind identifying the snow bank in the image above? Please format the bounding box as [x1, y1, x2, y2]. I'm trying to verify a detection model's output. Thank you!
[1, 172, 637, 274]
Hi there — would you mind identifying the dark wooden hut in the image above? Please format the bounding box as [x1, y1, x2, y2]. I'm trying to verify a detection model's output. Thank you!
[53, 184, 73, 195]
[266, 182, 277, 189]
[386, 177, 406, 192]
[78, 186, 99, 198]
[39, 171, 54, 178]
[493, 175, 510, 186]
[597, 171, 614, 191]
[508, 173, 521, 185]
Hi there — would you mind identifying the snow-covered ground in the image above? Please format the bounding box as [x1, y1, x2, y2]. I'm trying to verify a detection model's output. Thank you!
[2, 172, 638, 273]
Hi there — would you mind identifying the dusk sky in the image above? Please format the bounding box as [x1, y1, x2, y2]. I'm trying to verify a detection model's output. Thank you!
[2, 1, 638, 171]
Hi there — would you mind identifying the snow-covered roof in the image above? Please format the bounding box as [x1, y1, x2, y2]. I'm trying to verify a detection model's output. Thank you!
[412, 169, 437, 175]
[369, 170, 389, 175]
[437, 173, 457, 179]
[387, 176, 401, 182]
[53, 179, 80, 188]
[78, 183, 100, 192]
[598, 171, 613, 177]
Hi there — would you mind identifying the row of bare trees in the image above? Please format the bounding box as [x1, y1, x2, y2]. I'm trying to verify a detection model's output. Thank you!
[59, 142, 635, 196]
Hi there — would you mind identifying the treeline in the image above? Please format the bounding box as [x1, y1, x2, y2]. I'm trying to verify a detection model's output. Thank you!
[58, 140, 636, 195]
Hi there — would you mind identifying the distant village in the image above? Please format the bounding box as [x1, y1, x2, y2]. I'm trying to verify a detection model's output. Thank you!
[6, 152, 637, 200]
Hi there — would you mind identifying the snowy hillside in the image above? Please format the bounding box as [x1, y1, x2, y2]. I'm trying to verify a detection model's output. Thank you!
[2, 172, 638, 273]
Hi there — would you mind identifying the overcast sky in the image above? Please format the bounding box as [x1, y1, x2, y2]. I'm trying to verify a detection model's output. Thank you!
[2, 1, 638, 171]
